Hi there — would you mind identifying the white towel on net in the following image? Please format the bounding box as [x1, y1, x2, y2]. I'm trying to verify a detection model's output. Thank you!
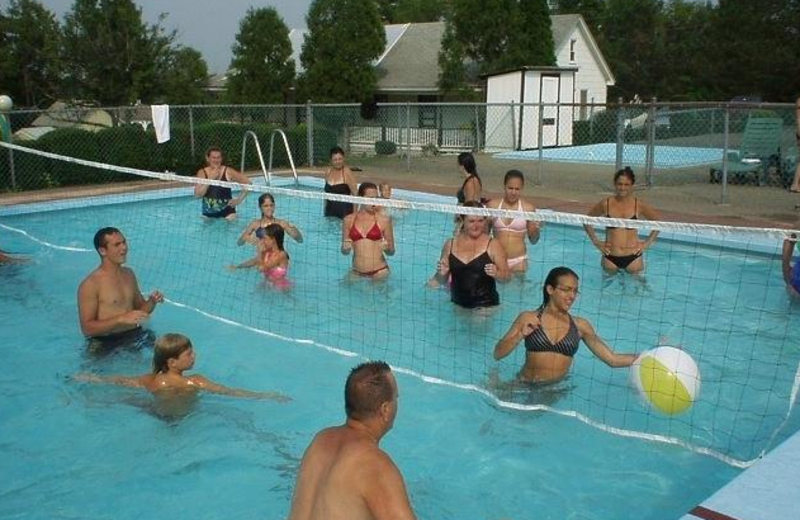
[151, 104, 170, 143]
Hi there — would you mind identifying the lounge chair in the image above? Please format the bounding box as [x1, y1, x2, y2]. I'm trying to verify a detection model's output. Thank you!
[710, 117, 783, 186]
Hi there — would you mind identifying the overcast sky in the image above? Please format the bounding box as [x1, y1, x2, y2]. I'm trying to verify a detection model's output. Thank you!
[0, 0, 315, 74]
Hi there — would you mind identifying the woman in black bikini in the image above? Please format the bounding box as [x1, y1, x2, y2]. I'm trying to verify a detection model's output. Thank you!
[324, 146, 358, 219]
[584, 167, 660, 274]
[494, 266, 637, 383]
[430, 201, 510, 308]
[193, 146, 251, 220]
[455, 152, 483, 204]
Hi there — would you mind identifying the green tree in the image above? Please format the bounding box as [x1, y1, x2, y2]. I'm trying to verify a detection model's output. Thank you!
[161, 47, 209, 104]
[394, 0, 446, 23]
[226, 7, 295, 104]
[375, 0, 400, 23]
[600, 0, 664, 100]
[439, 0, 555, 94]
[657, 0, 715, 100]
[62, 0, 176, 105]
[0, 0, 62, 107]
[299, 0, 386, 102]
[556, 0, 606, 36]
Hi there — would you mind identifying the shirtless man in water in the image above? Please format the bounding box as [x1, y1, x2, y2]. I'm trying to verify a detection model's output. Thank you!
[77, 227, 163, 340]
[288, 361, 417, 520]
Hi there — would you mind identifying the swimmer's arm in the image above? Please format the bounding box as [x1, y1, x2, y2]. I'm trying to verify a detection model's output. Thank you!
[229, 169, 251, 206]
[583, 201, 606, 247]
[494, 313, 529, 360]
[364, 452, 418, 520]
[288, 434, 327, 520]
[783, 238, 796, 284]
[488, 239, 511, 282]
[577, 318, 636, 367]
[524, 202, 541, 245]
[639, 202, 661, 249]
[73, 373, 146, 388]
[341, 215, 354, 255]
[189, 375, 290, 401]
[429, 239, 452, 285]
[280, 220, 303, 243]
[382, 217, 396, 256]
[344, 167, 358, 197]
[237, 221, 258, 246]
[194, 168, 209, 198]
[230, 256, 260, 269]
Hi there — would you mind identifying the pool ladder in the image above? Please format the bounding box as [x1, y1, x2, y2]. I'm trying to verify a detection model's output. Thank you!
[240, 129, 299, 187]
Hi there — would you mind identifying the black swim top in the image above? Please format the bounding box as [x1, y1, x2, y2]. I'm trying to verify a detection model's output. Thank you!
[448, 241, 499, 309]
[324, 181, 354, 219]
[606, 198, 637, 230]
[524, 309, 580, 357]
[456, 174, 482, 204]
[202, 167, 234, 217]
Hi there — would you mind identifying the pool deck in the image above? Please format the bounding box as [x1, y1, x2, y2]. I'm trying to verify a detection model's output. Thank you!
[679, 429, 800, 520]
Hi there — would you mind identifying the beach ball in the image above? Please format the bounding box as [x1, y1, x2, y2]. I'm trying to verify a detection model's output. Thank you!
[630, 346, 700, 415]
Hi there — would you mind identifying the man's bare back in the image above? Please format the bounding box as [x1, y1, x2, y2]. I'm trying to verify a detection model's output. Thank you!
[288, 363, 416, 520]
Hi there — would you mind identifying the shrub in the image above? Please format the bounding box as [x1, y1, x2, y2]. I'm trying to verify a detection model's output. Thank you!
[375, 140, 397, 155]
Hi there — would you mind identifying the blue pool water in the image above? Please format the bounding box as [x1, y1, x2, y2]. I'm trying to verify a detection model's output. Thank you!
[495, 143, 724, 168]
[1, 180, 798, 520]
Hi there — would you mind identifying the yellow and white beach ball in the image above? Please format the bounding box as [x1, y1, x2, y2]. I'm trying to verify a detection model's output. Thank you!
[630, 346, 700, 415]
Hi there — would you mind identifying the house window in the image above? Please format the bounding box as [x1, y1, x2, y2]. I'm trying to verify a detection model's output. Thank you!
[418, 95, 438, 129]
[569, 39, 577, 63]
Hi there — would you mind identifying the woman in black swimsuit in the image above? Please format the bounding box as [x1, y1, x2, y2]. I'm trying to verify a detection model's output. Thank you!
[430, 201, 510, 308]
[584, 167, 660, 274]
[193, 146, 251, 220]
[455, 152, 482, 204]
[324, 146, 358, 219]
[494, 266, 637, 383]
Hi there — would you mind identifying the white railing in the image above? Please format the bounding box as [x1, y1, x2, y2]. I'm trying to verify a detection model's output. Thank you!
[348, 125, 475, 152]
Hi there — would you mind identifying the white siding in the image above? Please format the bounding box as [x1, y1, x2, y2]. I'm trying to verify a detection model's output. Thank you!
[555, 26, 608, 109]
[485, 72, 523, 151]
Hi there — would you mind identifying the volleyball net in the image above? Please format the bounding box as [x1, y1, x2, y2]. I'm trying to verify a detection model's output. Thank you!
[1, 141, 799, 468]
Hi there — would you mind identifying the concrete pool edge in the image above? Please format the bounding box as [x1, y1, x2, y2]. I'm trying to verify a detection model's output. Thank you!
[679, 426, 800, 520]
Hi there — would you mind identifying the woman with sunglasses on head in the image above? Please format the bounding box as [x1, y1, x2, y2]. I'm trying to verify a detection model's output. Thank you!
[494, 266, 637, 383]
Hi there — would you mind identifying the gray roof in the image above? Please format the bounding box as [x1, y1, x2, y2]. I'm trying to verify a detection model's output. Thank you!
[550, 14, 583, 50]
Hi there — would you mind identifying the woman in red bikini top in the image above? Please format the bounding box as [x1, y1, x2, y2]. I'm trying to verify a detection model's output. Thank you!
[341, 182, 395, 279]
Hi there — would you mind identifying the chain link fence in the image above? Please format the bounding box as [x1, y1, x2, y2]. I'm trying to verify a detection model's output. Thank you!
[0, 101, 797, 205]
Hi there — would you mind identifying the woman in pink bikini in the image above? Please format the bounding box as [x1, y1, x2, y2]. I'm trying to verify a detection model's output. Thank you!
[486, 170, 541, 274]
[341, 182, 395, 280]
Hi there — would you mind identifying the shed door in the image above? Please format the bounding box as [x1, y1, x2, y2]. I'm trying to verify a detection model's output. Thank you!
[540, 75, 560, 147]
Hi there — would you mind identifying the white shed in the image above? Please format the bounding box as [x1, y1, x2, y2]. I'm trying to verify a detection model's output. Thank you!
[484, 66, 577, 151]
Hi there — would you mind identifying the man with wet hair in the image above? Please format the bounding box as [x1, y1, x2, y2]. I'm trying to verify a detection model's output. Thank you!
[288, 361, 417, 520]
[77, 227, 163, 343]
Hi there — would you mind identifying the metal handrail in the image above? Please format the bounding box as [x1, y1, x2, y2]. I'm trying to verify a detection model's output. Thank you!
[240, 129, 298, 187]
[268, 129, 298, 187]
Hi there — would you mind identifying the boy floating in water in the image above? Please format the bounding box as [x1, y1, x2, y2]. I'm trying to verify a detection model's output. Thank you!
[76, 333, 290, 401]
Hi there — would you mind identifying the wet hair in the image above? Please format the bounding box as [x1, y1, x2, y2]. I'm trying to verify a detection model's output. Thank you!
[358, 181, 378, 196]
[456, 200, 486, 225]
[205, 145, 222, 157]
[263, 223, 286, 254]
[457, 152, 478, 176]
[152, 333, 193, 374]
[504, 169, 525, 185]
[345, 361, 394, 420]
[542, 266, 579, 307]
[614, 166, 635, 184]
[330, 146, 345, 158]
[258, 193, 275, 207]
[93, 227, 122, 252]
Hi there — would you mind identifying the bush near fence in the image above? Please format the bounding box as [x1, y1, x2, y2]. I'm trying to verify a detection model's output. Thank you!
[0, 121, 339, 191]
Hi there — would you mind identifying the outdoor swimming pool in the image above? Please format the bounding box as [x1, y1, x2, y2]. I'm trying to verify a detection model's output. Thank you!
[1, 178, 797, 520]
[495, 143, 724, 168]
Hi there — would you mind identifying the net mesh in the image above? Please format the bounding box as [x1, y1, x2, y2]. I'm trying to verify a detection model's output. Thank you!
[1, 141, 799, 468]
